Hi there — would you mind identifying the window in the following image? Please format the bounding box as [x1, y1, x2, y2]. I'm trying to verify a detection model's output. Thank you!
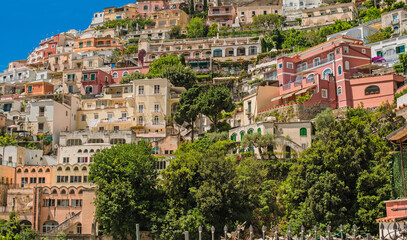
[154, 85, 160, 94]
[213, 49, 222, 57]
[396, 45, 406, 54]
[38, 177, 45, 183]
[27, 86, 32, 93]
[88, 139, 104, 143]
[123, 71, 129, 77]
[39, 106, 45, 117]
[93, 113, 99, 119]
[138, 116, 144, 124]
[60, 189, 66, 194]
[362, 48, 366, 54]
[87, 41, 91, 47]
[279, 63, 283, 69]
[77, 157, 88, 163]
[67, 139, 82, 146]
[112, 72, 118, 78]
[30, 177, 37, 184]
[322, 68, 332, 80]
[377, 50, 383, 57]
[72, 200, 83, 207]
[345, 61, 350, 70]
[344, 46, 349, 54]
[79, 42, 83, 48]
[81, 115, 86, 121]
[65, 167, 71, 171]
[285, 146, 291, 159]
[328, 52, 334, 61]
[43, 200, 55, 207]
[70, 176, 82, 183]
[248, 101, 252, 113]
[82, 166, 87, 171]
[57, 167, 62, 171]
[300, 128, 307, 136]
[83, 74, 88, 81]
[114, 126, 120, 131]
[287, 62, 293, 69]
[57, 199, 69, 207]
[307, 74, 315, 83]
[90, 73, 96, 80]
[70, 189, 75, 194]
[110, 139, 126, 144]
[337, 86, 342, 96]
[321, 89, 328, 98]
[338, 65, 342, 75]
[153, 116, 160, 125]
[107, 113, 113, 119]
[154, 104, 160, 113]
[138, 86, 144, 95]
[52, 189, 58, 194]
[38, 123, 44, 132]
[313, 57, 320, 66]
[365, 85, 380, 95]
[74, 167, 79, 171]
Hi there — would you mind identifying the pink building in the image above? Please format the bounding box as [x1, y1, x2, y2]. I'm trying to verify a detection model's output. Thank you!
[111, 66, 150, 84]
[274, 35, 404, 109]
[207, 6, 236, 28]
[81, 69, 113, 96]
[16, 166, 53, 188]
[138, 0, 167, 16]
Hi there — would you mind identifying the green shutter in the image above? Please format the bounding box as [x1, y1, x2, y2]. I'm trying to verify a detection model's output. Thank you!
[300, 128, 307, 136]
[257, 128, 261, 135]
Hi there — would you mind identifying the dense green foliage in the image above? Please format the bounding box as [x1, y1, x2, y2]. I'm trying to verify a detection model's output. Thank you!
[366, 27, 394, 44]
[96, 17, 153, 31]
[0, 212, 37, 239]
[186, 17, 205, 38]
[393, 53, 407, 74]
[282, 105, 403, 235]
[360, 7, 382, 22]
[120, 71, 146, 84]
[159, 65, 197, 89]
[253, 14, 285, 29]
[207, 23, 219, 37]
[89, 142, 164, 239]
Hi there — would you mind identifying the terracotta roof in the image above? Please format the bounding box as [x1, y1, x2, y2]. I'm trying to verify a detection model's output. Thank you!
[376, 216, 407, 222]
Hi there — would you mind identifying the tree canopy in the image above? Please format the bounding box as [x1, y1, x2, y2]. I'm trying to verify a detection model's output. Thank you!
[89, 142, 164, 239]
[186, 17, 205, 38]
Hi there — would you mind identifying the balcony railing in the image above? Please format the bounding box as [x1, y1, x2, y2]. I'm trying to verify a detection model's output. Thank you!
[151, 120, 166, 126]
[296, 57, 334, 73]
[209, 11, 233, 16]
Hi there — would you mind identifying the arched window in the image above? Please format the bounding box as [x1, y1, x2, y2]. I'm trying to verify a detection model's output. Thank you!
[79, 189, 83, 194]
[88, 139, 104, 143]
[78, 149, 82, 153]
[67, 139, 82, 146]
[240, 131, 244, 141]
[17, 169, 22, 173]
[31, 169, 36, 173]
[110, 139, 126, 144]
[42, 221, 58, 233]
[231, 133, 237, 141]
[153, 115, 159, 125]
[151, 55, 156, 60]
[195, 52, 200, 57]
[307, 74, 315, 83]
[365, 85, 380, 95]
[345, 61, 350, 70]
[57, 167, 62, 171]
[96, 149, 101, 153]
[43, 189, 49, 194]
[322, 68, 332, 80]
[285, 146, 291, 159]
[46, 168, 50, 172]
[112, 72, 118, 78]
[20, 220, 32, 229]
[257, 128, 261, 134]
[77, 223, 82, 234]
[337, 86, 342, 96]
[338, 65, 342, 75]
[69, 189, 75, 194]
[74, 167, 79, 171]
[51, 189, 58, 194]
[61, 189, 66, 194]
[300, 128, 307, 136]
[122, 71, 129, 77]
[65, 167, 71, 171]
[90, 149, 94, 153]
[82, 166, 87, 171]
[24, 169, 28, 173]
[84, 149, 88, 153]
[38, 168, 43, 173]
[247, 129, 254, 134]
[213, 49, 223, 57]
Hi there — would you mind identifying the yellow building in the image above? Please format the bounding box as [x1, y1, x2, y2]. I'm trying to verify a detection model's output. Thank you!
[146, 9, 189, 34]
[77, 83, 135, 131]
[104, 3, 138, 21]
[76, 79, 185, 133]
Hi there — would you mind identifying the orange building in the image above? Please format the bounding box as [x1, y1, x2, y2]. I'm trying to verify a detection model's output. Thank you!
[25, 81, 54, 96]
[74, 37, 122, 53]
[15, 166, 53, 188]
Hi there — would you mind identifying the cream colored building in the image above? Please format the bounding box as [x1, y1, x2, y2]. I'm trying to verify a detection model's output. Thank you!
[104, 3, 138, 21]
[237, 6, 282, 25]
[77, 83, 135, 131]
[381, 9, 407, 36]
[146, 9, 189, 33]
[301, 3, 355, 28]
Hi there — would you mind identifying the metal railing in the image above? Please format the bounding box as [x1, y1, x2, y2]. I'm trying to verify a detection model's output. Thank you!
[296, 57, 334, 73]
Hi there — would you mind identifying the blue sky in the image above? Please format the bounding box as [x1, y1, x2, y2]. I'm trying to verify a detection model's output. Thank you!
[0, 0, 133, 72]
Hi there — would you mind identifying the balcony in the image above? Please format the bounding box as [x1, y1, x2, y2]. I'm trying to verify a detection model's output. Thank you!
[170, 93, 181, 99]
[99, 117, 132, 123]
[149, 120, 166, 127]
[208, 11, 233, 16]
[296, 57, 334, 73]
[392, 19, 399, 25]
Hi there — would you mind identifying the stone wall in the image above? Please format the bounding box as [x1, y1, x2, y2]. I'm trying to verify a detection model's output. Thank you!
[257, 103, 331, 122]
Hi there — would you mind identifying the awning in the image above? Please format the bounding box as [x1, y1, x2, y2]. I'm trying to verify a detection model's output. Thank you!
[295, 85, 316, 95]
[271, 96, 282, 102]
[282, 93, 294, 99]
[354, 63, 385, 70]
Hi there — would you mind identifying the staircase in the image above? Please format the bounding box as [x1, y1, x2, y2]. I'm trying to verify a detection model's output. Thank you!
[46, 211, 82, 235]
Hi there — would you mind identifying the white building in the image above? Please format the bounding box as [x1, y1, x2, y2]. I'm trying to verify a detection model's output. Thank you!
[327, 25, 379, 43]
[90, 11, 105, 28]
[24, 97, 81, 145]
[368, 34, 407, 68]
[282, 0, 322, 21]
[57, 130, 135, 165]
